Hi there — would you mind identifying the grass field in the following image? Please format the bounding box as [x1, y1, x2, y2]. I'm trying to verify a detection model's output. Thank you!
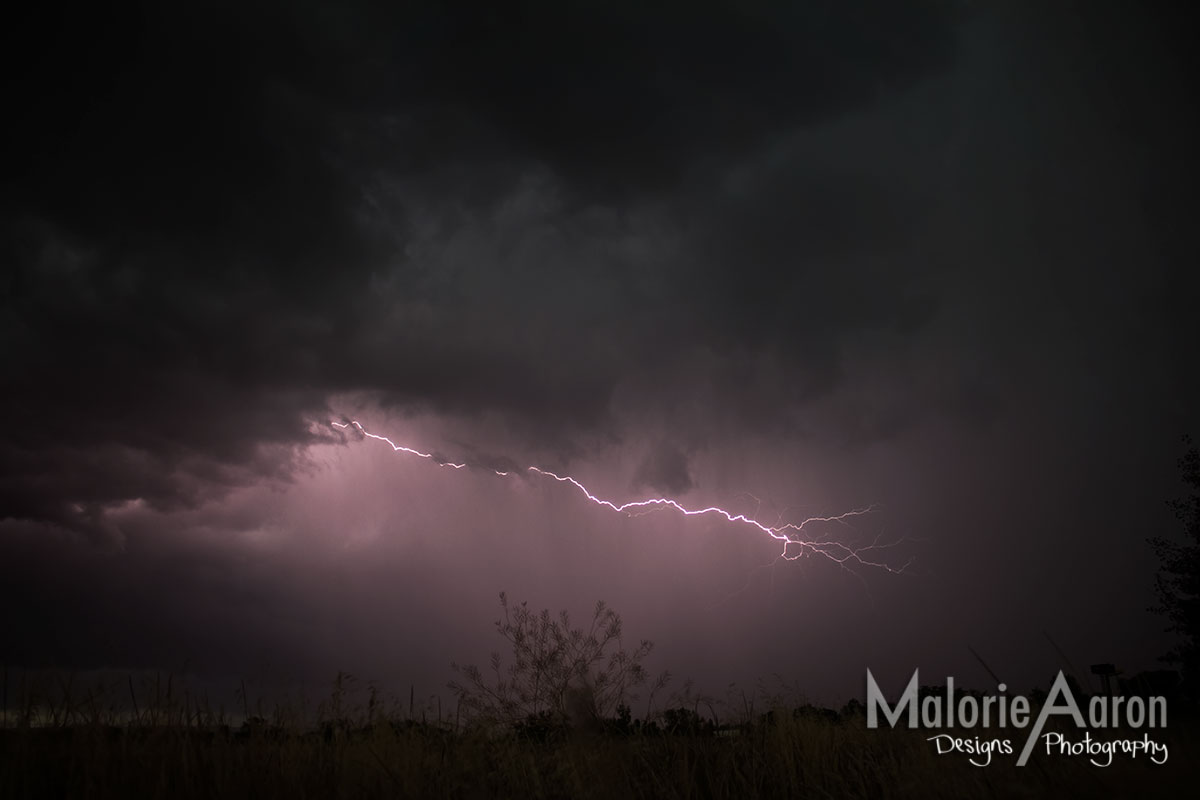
[1, 674, 1196, 799]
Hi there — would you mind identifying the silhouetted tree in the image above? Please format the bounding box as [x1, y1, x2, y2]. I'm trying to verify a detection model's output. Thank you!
[449, 592, 669, 730]
[1150, 436, 1200, 695]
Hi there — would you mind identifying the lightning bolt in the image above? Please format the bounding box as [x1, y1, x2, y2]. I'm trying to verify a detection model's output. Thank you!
[331, 420, 910, 573]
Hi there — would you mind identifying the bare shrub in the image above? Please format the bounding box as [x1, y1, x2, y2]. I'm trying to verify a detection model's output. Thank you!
[449, 592, 668, 730]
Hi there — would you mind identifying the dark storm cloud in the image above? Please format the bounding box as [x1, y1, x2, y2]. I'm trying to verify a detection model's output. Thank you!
[0, 519, 305, 672]
[632, 441, 694, 495]
[378, 0, 962, 199]
[2, 1, 965, 535]
[2, 0, 1199, 710]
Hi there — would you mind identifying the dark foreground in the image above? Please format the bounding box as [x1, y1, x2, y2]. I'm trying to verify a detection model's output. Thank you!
[2, 712, 1197, 800]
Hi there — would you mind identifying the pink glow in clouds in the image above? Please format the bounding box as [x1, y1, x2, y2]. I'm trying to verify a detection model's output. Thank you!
[332, 420, 911, 572]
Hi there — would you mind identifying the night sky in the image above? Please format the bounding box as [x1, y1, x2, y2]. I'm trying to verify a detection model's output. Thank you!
[3, 1, 1198, 711]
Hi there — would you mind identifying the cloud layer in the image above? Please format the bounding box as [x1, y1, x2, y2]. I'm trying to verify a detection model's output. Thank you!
[3, 1, 1198, 701]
